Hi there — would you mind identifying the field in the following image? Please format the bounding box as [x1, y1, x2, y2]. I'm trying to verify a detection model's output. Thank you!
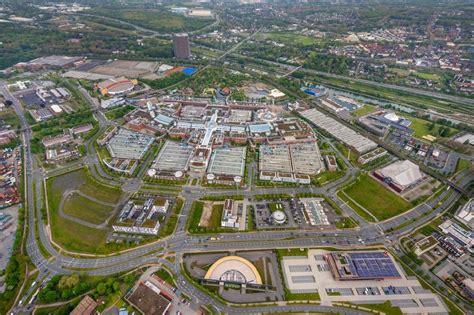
[78, 172, 122, 203]
[0, 107, 20, 130]
[386, 67, 410, 77]
[209, 204, 224, 229]
[350, 104, 378, 117]
[63, 193, 114, 225]
[455, 159, 472, 173]
[91, 8, 213, 33]
[408, 116, 458, 139]
[159, 198, 183, 238]
[260, 32, 321, 46]
[342, 173, 412, 221]
[335, 217, 358, 229]
[45, 168, 125, 254]
[188, 201, 229, 234]
[413, 72, 441, 82]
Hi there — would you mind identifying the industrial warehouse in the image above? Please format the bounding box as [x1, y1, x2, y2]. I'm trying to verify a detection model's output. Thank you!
[301, 108, 377, 154]
[373, 160, 425, 193]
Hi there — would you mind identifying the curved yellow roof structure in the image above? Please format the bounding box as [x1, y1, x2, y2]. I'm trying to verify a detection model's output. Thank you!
[204, 255, 262, 285]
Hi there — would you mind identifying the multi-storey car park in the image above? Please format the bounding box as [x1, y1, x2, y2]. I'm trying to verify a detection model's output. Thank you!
[207, 146, 247, 177]
[152, 140, 193, 174]
[106, 128, 154, 160]
[259, 141, 324, 184]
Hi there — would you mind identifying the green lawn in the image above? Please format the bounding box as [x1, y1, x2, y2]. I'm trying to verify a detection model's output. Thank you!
[188, 201, 221, 233]
[0, 107, 20, 130]
[284, 291, 320, 301]
[45, 169, 128, 254]
[276, 248, 308, 257]
[155, 268, 175, 286]
[63, 193, 114, 225]
[386, 67, 411, 77]
[337, 190, 376, 223]
[343, 174, 412, 221]
[351, 104, 378, 117]
[455, 159, 472, 173]
[159, 198, 183, 238]
[413, 72, 441, 82]
[209, 204, 224, 229]
[335, 217, 358, 229]
[407, 116, 458, 139]
[260, 32, 321, 46]
[268, 202, 283, 212]
[312, 170, 345, 186]
[91, 8, 213, 32]
[79, 173, 122, 204]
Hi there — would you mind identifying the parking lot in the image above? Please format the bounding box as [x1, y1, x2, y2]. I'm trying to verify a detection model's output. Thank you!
[252, 198, 303, 230]
[0, 205, 19, 272]
[251, 197, 342, 230]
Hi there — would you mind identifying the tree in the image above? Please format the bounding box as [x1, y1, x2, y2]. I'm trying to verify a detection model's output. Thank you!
[427, 121, 436, 131]
[112, 282, 120, 292]
[96, 283, 107, 296]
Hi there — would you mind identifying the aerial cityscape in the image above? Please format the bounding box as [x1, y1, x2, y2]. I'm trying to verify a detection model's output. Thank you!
[0, 0, 472, 314]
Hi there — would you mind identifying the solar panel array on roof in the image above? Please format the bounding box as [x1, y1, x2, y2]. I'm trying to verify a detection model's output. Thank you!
[348, 252, 400, 279]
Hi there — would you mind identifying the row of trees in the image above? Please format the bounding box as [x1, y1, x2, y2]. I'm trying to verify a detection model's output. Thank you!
[38, 273, 136, 305]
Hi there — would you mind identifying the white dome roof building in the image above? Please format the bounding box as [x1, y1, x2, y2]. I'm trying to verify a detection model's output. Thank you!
[272, 210, 287, 225]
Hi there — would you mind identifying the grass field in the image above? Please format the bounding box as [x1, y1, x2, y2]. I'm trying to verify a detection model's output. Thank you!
[159, 198, 183, 238]
[455, 159, 472, 173]
[353, 301, 402, 315]
[45, 169, 125, 254]
[79, 173, 121, 204]
[47, 175, 109, 253]
[63, 193, 114, 225]
[337, 191, 376, 223]
[312, 170, 346, 186]
[284, 291, 320, 301]
[343, 173, 412, 221]
[413, 72, 441, 82]
[276, 248, 308, 257]
[335, 217, 358, 229]
[155, 268, 175, 286]
[260, 32, 321, 46]
[351, 104, 378, 117]
[268, 202, 283, 212]
[407, 116, 457, 139]
[386, 67, 411, 77]
[0, 107, 20, 130]
[92, 8, 213, 32]
[209, 204, 224, 229]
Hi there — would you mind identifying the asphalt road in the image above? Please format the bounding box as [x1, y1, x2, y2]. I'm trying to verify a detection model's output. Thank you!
[2, 66, 472, 314]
